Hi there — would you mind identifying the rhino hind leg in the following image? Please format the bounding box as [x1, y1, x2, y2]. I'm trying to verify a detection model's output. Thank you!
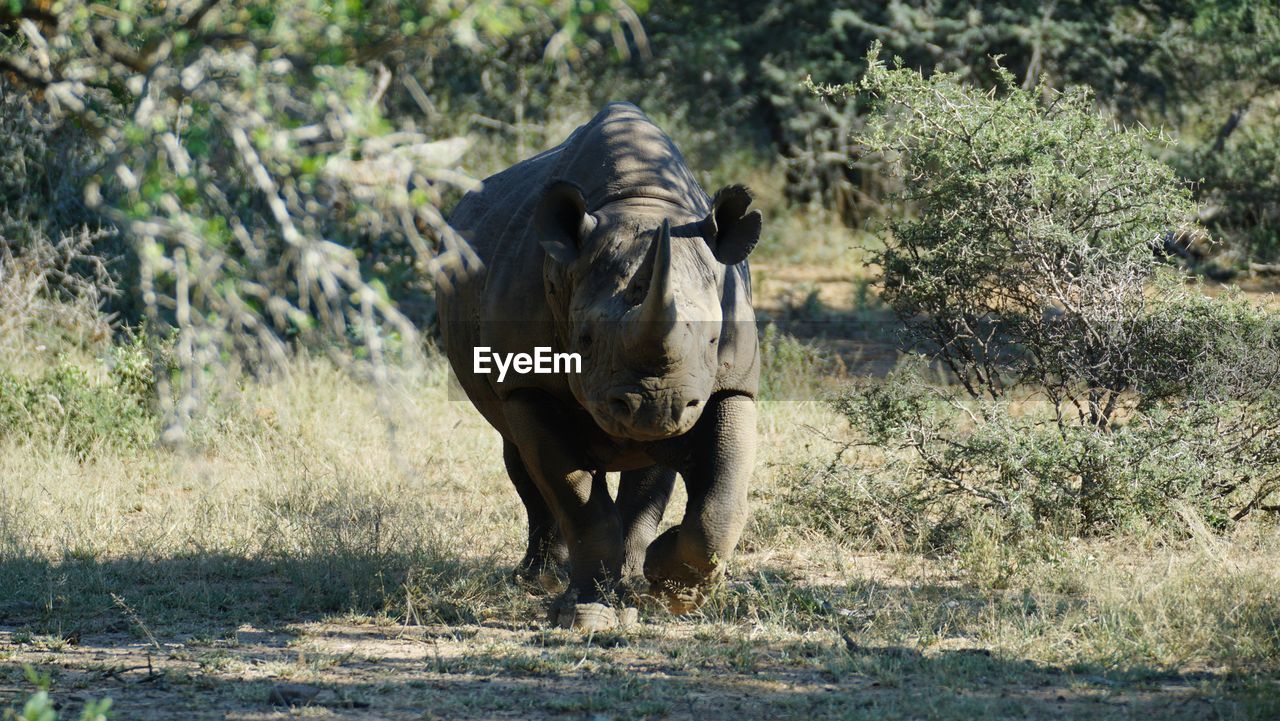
[503, 440, 569, 591]
[503, 390, 628, 619]
[644, 393, 755, 613]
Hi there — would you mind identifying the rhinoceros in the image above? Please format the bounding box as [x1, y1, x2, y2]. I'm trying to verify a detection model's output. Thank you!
[437, 102, 761, 631]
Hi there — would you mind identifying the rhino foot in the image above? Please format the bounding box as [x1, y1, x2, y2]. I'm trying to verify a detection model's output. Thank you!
[548, 601, 638, 632]
[642, 528, 728, 614]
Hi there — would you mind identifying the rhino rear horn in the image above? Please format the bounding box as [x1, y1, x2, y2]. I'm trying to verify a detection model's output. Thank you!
[703, 184, 762, 265]
[535, 180, 597, 264]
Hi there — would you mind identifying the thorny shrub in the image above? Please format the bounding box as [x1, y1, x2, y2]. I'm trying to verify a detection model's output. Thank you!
[795, 48, 1280, 541]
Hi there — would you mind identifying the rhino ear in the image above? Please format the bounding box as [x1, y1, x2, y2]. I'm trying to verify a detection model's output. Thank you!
[535, 180, 597, 265]
[703, 184, 762, 265]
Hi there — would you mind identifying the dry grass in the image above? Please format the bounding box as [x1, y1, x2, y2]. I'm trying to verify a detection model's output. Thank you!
[2, 353, 1278, 719]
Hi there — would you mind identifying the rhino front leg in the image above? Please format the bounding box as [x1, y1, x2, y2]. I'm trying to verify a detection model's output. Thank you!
[503, 390, 627, 630]
[503, 440, 568, 591]
[617, 466, 676, 583]
[645, 392, 755, 612]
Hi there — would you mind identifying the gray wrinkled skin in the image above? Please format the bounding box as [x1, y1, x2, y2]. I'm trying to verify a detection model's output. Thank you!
[437, 102, 761, 631]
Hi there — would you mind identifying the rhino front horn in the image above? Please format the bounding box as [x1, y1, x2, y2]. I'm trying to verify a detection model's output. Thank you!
[636, 219, 678, 342]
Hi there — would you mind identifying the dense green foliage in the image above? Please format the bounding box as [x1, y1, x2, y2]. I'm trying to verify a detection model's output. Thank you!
[575, 1, 1279, 261]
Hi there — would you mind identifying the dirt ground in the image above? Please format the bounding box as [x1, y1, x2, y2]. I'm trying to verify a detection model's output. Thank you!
[2, 582, 1260, 721]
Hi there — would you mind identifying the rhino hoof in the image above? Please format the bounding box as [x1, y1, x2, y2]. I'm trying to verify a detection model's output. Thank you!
[550, 602, 638, 632]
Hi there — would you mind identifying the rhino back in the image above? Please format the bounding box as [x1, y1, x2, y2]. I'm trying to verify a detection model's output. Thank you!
[563, 102, 709, 214]
[449, 102, 709, 260]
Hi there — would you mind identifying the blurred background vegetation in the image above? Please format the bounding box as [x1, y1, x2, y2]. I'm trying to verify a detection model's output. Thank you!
[4, 1, 1278, 340]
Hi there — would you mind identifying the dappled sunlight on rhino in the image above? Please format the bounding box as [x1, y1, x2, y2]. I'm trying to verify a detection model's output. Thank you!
[438, 102, 762, 630]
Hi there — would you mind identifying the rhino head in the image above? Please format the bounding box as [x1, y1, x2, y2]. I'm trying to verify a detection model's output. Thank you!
[534, 181, 762, 441]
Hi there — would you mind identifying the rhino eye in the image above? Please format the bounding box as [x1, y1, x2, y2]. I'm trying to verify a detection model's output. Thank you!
[627, 282, 648, 304]
[709, 337, 718, 345]
[578, 332, 593, 349]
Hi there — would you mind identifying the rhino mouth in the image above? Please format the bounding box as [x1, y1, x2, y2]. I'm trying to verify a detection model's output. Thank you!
[591, 385, 705, 441]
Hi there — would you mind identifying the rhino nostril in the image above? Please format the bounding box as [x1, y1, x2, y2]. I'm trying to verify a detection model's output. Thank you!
[609, 397, 631, 418]
[607, 390, 640, 420]
[686, 399, 700, 409]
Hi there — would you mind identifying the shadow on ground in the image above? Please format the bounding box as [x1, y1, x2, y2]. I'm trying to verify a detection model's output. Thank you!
[0, 549, 525, 637]
[2, 553, 1277, 720]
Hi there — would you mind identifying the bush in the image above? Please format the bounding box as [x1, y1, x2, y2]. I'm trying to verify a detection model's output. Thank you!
[0, 338, 157, 458]
[844, 47, 1197, 406]
[831, 361, 1279, 543]
[0, 78, 120, 357]
[803, 49, 1280, 538]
